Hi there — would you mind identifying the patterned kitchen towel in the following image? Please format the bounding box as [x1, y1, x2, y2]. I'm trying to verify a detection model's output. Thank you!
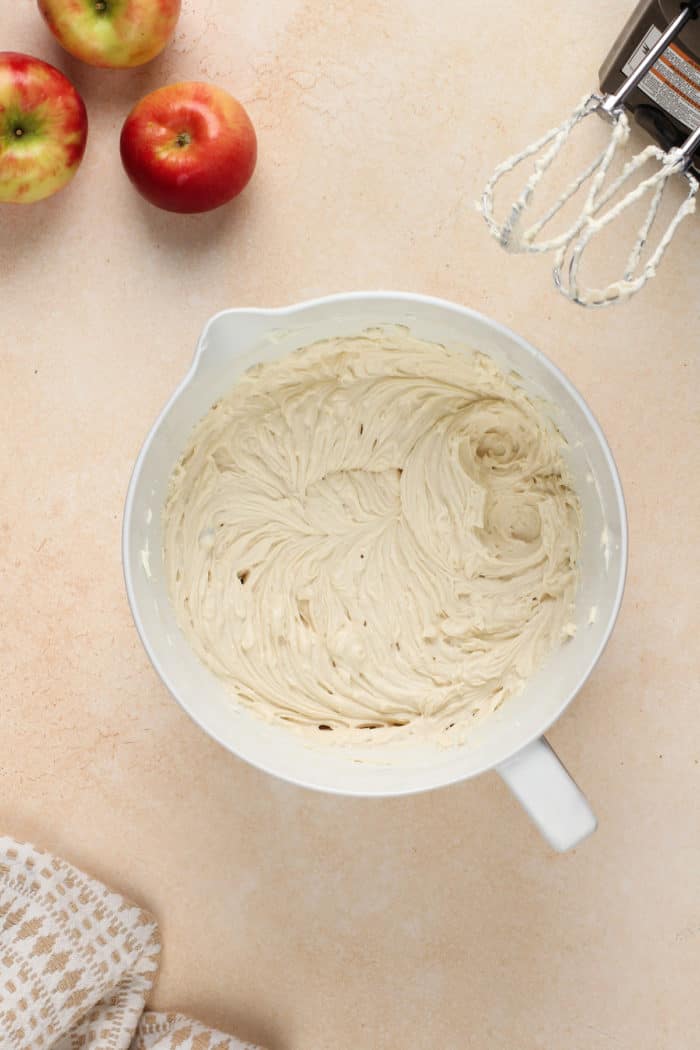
[0, 837, 262, 1050]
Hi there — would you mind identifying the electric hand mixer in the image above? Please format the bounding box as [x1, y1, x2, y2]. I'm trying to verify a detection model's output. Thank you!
[480, 0, 700, 306]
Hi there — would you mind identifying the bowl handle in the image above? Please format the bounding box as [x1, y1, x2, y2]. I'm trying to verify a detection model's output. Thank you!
[497, 737, 597, 852]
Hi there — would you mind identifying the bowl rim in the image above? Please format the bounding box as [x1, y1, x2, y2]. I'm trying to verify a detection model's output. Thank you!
[122, 290, 628, 796]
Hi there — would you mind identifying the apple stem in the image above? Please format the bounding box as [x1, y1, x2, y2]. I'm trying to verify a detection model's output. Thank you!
[14, 128, 24, 137]
[176, 131, 191, 148]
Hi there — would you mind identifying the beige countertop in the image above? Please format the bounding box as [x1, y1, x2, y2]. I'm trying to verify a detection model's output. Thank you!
[2, 2, 699, 1048]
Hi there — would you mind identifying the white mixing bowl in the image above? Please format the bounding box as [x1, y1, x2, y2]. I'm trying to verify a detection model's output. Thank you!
[123, 292, 627, 851]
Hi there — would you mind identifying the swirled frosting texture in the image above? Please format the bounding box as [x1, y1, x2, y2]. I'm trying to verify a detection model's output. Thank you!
[164, 331, 580, 740]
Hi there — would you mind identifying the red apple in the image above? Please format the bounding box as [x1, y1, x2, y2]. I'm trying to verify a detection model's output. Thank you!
[38, 0, 181, 69]
[0, 52, 87, 204]
[120, 82, 257, 213]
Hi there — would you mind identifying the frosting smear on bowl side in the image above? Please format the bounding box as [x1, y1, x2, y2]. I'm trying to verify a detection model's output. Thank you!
[164, 330, 580, 741]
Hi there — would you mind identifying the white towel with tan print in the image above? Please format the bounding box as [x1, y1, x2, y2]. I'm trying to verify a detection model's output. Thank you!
[0, 837, 262, 1050]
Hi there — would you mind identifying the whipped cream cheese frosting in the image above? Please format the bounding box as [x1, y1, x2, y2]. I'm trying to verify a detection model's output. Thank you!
[164, 330, 580, 740]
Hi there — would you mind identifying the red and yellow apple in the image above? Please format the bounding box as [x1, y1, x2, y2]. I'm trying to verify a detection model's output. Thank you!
[120, 82, 257, 213]
[38, 0, 181, 69]
[0, 52, 88, 204]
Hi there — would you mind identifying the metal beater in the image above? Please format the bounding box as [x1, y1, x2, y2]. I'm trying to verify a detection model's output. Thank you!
[480, 1, 700, 306]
